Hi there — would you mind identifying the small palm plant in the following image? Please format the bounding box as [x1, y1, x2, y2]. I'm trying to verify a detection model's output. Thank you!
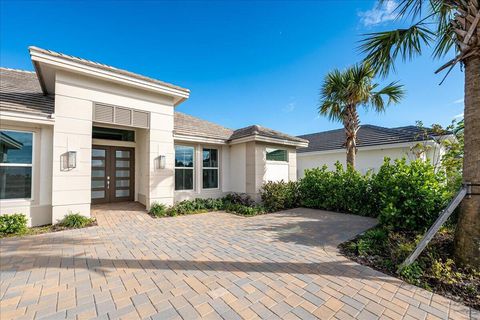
[319, 63, 404, 169]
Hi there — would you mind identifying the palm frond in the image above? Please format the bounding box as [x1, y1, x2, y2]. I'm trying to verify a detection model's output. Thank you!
[318, 101, 344, 122]
[431, 0, 457, 58]
[369, 81, 405, 112]
[394, 0, 425, 19]
[360, 24, 435, 76]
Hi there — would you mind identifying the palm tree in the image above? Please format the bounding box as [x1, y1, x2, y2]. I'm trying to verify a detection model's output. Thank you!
[360, 0, 479, 267]
[319, 63, 404, 169]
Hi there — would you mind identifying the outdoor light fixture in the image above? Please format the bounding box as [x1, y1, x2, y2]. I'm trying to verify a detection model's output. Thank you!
[156, 155, 166, 169]
[65, 151, 77, 169]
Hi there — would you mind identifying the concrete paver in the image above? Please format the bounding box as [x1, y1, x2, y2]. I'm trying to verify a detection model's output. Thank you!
[1, 202, 477, 319]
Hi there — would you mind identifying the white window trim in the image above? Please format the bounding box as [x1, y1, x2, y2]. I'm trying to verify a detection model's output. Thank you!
[0, 129, 35, 201]
[202, 148, 219, 190]
[174, 145, 195, 191]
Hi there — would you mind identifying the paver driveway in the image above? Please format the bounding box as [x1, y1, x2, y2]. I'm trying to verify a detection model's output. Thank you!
[1, 203, 477, 320]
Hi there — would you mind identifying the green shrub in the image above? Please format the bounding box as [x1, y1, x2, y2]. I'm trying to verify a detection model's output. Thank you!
[299, 163, 374, 216]
[372, 158, 450, 231]
[431, 259, 462, 285]
[356, 228, 388, 256]
[224, 203, 265, 216]
[59, 213, 94, 228]
[149, 202, 167, 217]
[260, 180, 300, 212]
[164, 198, 225, 217]
[222, 193, 254, 206]
[298, 158, 451, 231]
[0, 213, 28, 235]
[398, 262, 424, 286]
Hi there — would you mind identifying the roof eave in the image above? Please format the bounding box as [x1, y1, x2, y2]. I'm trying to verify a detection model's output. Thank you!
[229, 134, 309, 148]
[29, 47, 190, 101]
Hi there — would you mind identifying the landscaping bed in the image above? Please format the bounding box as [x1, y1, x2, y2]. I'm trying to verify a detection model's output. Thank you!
[148, 193, 267, 218]
[339, 226, 480, 310]
[0, 213, 97, 238]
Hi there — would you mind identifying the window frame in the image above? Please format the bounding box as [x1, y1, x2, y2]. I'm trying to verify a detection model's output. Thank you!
[202, 147, 219, 190]
[0, 129, 35, 201]
[266, 147, 288, 162]
[174, 145, 195, 191]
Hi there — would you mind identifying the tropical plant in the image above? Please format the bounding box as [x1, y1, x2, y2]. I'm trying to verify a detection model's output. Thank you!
[0, 213, 28, 235]
[360, 0, 480, 267]
[59, 213, 94, 229]
[319, 63, 404, 168]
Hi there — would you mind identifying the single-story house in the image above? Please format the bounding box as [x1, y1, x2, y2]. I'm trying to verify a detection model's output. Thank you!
[0, 46, 308, 226]
[297, 125, 449, 177]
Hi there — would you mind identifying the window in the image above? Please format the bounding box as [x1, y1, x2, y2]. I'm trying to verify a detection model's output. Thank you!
[0, 130, 33, 199]
[92, 126, 135, 142]
[202, 148, 218, 189]
[266, 148, 288, 162]
[175, 145, 194, 190]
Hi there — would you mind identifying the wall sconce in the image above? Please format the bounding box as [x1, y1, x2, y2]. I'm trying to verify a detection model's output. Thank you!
[65, 151, 77, 169]
[156, 155, 166, 169]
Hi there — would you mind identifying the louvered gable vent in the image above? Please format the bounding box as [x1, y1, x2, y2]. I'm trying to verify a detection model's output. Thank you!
[93, 103, 149, 128]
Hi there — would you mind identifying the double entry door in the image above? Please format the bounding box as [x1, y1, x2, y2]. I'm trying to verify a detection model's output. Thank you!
[91, 146, 134, 204]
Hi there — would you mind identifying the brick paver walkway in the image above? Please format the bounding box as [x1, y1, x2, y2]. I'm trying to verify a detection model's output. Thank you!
[1, 203, 477, 320]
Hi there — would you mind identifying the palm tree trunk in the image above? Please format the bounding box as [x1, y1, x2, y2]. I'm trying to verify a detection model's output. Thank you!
[454, 54, 480, 268]
[343, 105, 359, 169]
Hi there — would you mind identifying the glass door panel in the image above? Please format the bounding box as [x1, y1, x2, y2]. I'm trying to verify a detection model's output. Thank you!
[113, 147, 133, 201]
[91, 146, 109, 203]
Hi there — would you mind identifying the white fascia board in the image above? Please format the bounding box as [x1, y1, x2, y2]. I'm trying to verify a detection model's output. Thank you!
[30, 50, 190, 104]
[0, 110, 55, 126]
[229, 135, 309, 148]
[297, 140, 438, 157]
[173, 134, 227, 145]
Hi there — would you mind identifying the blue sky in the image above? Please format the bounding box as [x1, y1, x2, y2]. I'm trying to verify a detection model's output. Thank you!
[1, 1, 464, 135]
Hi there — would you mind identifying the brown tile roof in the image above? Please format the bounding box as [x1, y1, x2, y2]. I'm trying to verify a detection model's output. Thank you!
[0, 67, 54, 116]
[297, 125, 440, 153]
[29, 46, 190, 94]
[174, 112, 234, 140]
[230, 125, 308, 143]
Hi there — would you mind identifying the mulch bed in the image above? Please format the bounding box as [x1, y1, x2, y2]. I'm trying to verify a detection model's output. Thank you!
[339, 228, 480, 310]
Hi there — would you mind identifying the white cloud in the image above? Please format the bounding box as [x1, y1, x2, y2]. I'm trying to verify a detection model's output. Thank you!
[359, 0, 398, 27]
[453, 98, 464, 104]
[283, 102, 296, 113]
[453, 113, 464, 119]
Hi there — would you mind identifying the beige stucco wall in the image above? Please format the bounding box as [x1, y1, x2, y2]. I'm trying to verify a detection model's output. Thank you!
[296, 143, 442, 178]
[243, 142, 297, 199]
[0, 119, 53, 227]
[52, 71, 176, 217]
[228, 143, 246, 193]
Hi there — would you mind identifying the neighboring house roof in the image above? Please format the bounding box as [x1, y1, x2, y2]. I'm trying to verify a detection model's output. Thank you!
[297, 125, 438, 153]
[0, 68, 306, 146]
[29, 46, 190, 95]
[0, 67, 54, 116]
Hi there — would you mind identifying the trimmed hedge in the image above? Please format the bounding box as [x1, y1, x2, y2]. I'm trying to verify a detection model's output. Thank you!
[296, 158, 451, 231]
[260, 180, 300, 212]
[299, 163, 374, 216]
